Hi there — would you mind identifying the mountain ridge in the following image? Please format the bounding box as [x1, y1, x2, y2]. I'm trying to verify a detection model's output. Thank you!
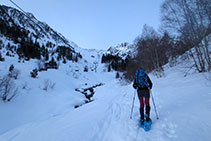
[0, 5, 83, 65]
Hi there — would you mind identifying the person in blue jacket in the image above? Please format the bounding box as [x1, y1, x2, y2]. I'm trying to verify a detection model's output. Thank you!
[133, 68, 153, 125]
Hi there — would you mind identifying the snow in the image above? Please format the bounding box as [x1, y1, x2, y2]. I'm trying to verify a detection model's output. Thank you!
[1, 4, 211, 141]
[0, 48, 211, 141]
[106, 43, 137, 59]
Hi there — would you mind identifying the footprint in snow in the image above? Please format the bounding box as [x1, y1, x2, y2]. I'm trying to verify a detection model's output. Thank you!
[161, 120, 177, 139]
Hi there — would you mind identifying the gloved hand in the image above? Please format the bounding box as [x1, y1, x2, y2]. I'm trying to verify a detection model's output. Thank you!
[133, 83, 137, 89]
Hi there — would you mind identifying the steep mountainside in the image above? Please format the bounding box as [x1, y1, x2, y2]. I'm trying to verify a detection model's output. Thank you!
[101, 42, 136, 72]
[0, 5, 81, 66]
[0, 5, 107, 135]
[106, 42, 137, 59]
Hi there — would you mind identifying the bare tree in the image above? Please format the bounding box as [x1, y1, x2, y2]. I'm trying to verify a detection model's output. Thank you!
[161, 0, 211, 72]
[124, 25, 172, 80]
[43, 79, 56, 91]
[136, 25, 166, 76]
[0, 76, 18, 102]
[8, 64, 20, 79]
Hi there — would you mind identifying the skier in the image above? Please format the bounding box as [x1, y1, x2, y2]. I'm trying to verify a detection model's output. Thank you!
[133, 68, 153, 125]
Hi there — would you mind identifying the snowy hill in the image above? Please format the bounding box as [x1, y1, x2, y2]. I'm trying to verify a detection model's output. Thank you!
[106, 42, 136, 60]
[0, 46, 106, 135]
[0, 4, 107, 138]
[0, 61, 211, 141]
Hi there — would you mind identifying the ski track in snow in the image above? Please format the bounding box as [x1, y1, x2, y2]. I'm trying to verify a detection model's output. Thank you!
[91, 84, 177, 141]
[90, 71, 211, 141]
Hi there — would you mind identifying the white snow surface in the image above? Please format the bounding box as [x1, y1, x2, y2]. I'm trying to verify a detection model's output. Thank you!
[0, 52, 211, 141]
[106, 43, 136, 59]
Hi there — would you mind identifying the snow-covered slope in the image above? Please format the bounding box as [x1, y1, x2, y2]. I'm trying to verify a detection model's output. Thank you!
[0, 5, 70, 47]
[0, 58, 211, 141]
[0, 5, 83, 66]
[0, 48, 105, 134]
[0, 4, 105, 134]
[106, 42, 136, 59]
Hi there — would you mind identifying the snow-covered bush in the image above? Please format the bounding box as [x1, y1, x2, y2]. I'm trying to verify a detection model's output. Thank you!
[45, 57, 59, 69]
[0, 52, 4, 61]
[30, 68, 38, 78]
[43, 79, 56, 91]
[0, 76, 18, 102]
[84, 66, 88, 72]
[8, 64, 20, 79]
[37, 60, 47, 71]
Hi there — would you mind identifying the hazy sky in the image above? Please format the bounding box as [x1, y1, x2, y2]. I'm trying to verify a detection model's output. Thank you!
[1, 0, 164, 50]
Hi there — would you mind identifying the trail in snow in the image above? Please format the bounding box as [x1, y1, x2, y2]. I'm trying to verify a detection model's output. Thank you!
[0, 66, 211, 141]
[91, 67, 211, 141]
[92, 83, 177, 141]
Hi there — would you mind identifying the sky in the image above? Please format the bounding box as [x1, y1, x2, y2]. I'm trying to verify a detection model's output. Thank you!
[1, 0, 164, 50]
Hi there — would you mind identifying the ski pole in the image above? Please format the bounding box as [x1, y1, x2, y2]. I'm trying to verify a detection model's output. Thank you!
[130, 89, 136, 119]
[150, 89, 159, 120]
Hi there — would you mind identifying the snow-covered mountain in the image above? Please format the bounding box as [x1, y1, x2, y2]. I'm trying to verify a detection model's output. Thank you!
[0, 4, 211, 141]
[0, 5, 82, 65]
[106, 42, 136, 59]
[0, 5, 70, 47]
[100, 42, 136, 72]
[0, 4, 107, 137]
